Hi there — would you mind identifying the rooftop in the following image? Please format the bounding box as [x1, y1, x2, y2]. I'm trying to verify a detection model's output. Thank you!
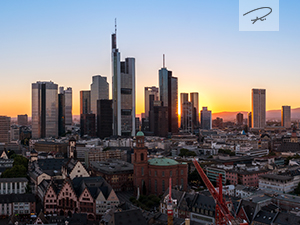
[148, 157, 179, 166]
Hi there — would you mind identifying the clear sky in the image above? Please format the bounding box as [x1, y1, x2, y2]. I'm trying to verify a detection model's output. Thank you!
[1, 0, 300, 118]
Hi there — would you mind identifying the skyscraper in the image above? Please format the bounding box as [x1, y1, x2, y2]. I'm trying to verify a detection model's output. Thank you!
[80, 91, 91, 115]
[182, 101, 193, 133]
[144, 86, 159, 119]
[90, 75, 109, 115]
[247, 112, 252, 128]
[0, 116, 11, 144]
[180, 93, 188, 128]
[251, 89, 266, 128]
[112, 24, 136, 136]
[200, 107, 212, 130]
[58, 90, 65, 136]
[32, 81, 58, 138]
[64, 87, 72, 126]
[97, 100, 113, 139]
[281, 106, 291, 128]
[159, 56, 178, 134]
[236, 113, 243, 126]
[190, 92, 199, 128]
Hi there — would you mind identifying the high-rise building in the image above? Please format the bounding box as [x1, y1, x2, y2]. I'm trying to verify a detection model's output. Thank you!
[159, 56, 178, 134]
[32, 81, 58, 138]
[251, 89, 266, 128]
[144, 87, 159, 119]
[112, 26, 136, 136]
[90, 75, 109, 115]
[182, 101, 193, 133]
[180, 93, 188, 128]
[236, 113, 244, 126]
[17, 114, 28, 126]
[152, 106, 169, 137]
[80, 114, 96, 137]
[63, 87, 72, 126]
[58, 91, 65, 136]
[200, 107, 212, 130]
[97, 100, 113, 139]
[248, 112, 252, 128]
[281, 106, 291, 128]
[80, 91, 91, 115]
[190, 92, 199, 128]
[0, 116, 11, 143]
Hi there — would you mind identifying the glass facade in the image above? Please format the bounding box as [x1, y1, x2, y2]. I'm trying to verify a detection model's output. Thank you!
[32, 82, 58, 138]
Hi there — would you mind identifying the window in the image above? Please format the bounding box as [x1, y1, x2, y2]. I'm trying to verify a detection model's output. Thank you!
[155, 180, 157, 193]
[162, 180, 165, 192]
[155, 171, 157, 177]
[162, 171, 165, 177]
[141, 167, 144, 176]
[181, 170, 183, 175]
[170, 171, 172, 177]
[141, 153, 144, 161]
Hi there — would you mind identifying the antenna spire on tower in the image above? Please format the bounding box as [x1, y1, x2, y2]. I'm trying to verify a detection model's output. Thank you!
[163, 54, 165, 68]
[115, 18, 117, 34]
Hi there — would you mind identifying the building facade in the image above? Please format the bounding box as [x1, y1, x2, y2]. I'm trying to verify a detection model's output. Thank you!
[236, 113, 243, 126]
[17, 114, 28, 126]
[159, 64, 178, 134]
[133, 131, 187, 196]
[144, 86, 159, 119]
[200, 107, 212, 130]
[0, 116, 10, 144]
[182, 102, 193, 133]
[281, 105, 291, 128]
[80, 114, 96, 137]
[180, 93, 189, 128]
[90, 75, 109, 116]
[97, 99, 113, 139]
[80, 90, 91, 115]
[112, 29, 136, 137]
[32, 81, 58, 138]
[252, 88, 266, 128]
[190, 92, 199, 128]
[0, 178, 28, 194]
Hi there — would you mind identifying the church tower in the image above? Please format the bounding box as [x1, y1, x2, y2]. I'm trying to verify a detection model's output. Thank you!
[133, 131, 148, 196]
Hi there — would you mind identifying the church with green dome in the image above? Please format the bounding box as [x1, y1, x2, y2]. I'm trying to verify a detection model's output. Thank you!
[133, 131, 188, 196]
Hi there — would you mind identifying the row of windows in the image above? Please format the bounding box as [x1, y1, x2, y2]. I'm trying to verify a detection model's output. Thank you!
[142, 169, 184, 177]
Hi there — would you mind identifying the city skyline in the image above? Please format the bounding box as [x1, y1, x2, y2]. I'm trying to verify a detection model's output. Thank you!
[2, 0, 300, 118]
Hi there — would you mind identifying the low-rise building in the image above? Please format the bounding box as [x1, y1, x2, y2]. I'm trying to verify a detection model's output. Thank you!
[259, 174, 295, 193]
[0, 178, 28, 194]
[0, 194, 35, 216]
[90, 159, 133, 192]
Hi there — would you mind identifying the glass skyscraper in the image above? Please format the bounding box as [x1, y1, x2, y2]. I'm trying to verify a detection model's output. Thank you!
[32, 81, 58, 138]
[251, 89, 266, 128]
[112, 26, 136, 136]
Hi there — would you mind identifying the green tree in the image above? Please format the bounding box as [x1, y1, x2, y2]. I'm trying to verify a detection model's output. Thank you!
[1, 165, 27, 178]
[13, 155, 29, 170]
[179, 148, 197, 157]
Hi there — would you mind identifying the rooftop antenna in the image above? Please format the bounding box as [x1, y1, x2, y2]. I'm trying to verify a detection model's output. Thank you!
[163, 54, 165, 68]
[115, 18, 117, 34]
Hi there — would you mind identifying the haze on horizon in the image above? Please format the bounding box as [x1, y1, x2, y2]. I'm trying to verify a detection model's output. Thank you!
[1, 0, 300, 118]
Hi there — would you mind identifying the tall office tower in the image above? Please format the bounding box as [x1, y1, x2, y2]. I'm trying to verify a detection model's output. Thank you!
[251, 89, 266, 128]
[58, 90, 65, 136]
[0, 116, 11, 144]
[180, 93, 189, 128]
[248, 112, 252, 128]
[97, 100, 113, 139]
[281, 106, 291, 128]
[152, 106, 169, 137]
[182, 102, 193, 133]
[80, 91, 91, 115]
[159, 55, 178, 134]
[63, 87, 72, 125]
[200, 107, 212, 130]
[144, 86, 159, 118]
[90, 75, 109, 115]
[190, 92, 199, 128]
[17, 114, 28, 126]
[80, 114, 96, 137]
[236, 113, 244, 126]
[112, 25, 136, 136]
[32, 81, 58, 138]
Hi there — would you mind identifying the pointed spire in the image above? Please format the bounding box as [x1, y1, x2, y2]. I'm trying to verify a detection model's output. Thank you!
[163, 54, 165, 68]
[115, 18, 117, 35]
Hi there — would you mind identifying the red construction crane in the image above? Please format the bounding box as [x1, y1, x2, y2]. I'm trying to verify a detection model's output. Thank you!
[192, 158, 248, 225]
[167, 177, 173, 225]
